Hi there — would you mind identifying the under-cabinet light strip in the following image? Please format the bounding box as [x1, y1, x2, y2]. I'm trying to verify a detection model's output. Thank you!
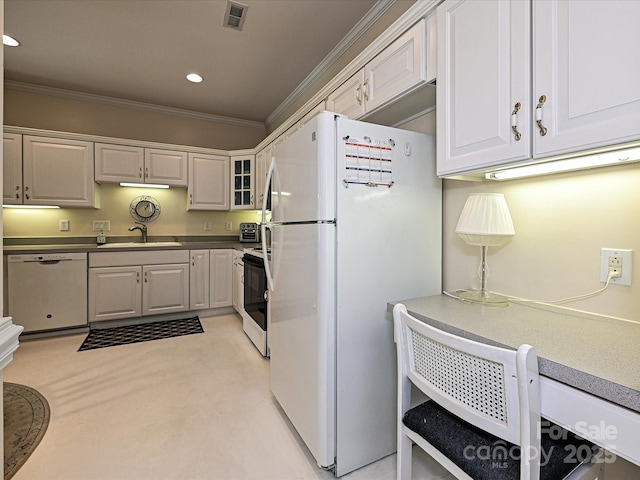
[120, 183, 170, 189]
[486, 146, 640, 180]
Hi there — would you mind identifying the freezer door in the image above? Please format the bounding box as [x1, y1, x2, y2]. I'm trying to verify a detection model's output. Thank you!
[270, 111, 336, 223]
[269, 222, 336, 469]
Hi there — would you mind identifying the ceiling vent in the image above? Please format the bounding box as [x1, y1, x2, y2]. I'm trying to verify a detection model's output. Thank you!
[223, 1, 248, 31]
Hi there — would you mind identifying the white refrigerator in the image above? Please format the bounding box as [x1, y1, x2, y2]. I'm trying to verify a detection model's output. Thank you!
[260, 112, 441, 476]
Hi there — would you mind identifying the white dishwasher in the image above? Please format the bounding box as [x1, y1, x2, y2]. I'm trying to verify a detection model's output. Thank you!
[7, 252, 88, 333]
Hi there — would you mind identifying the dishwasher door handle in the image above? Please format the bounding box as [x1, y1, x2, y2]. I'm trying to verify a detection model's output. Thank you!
[37, 260, 63, 265]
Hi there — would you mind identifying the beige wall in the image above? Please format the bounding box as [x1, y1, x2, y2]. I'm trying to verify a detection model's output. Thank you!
[3, 88, 268, 240]
[4, 89, 265, 150]
[267, 0, 417, 133]
[3, 184, 261, 239]
[399, 110, 640, 323]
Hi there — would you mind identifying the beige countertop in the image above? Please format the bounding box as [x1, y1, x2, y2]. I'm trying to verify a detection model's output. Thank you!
[388, 294, 640, 414]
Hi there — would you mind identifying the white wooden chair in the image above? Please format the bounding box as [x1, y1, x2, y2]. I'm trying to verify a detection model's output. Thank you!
[393, 303, 605, 480]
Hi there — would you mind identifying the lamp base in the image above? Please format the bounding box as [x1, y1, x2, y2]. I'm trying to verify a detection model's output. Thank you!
[459, 290, 509, 308]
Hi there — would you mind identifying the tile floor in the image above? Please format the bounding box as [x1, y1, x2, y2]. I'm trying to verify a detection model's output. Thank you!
[4, 314, 454, 480]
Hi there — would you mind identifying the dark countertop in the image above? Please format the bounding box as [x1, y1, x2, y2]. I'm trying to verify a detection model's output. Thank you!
[388, 294, 640, 414]
[3, 236, 262, 254]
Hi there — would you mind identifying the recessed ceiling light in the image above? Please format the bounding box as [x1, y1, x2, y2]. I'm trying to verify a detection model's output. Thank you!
[3, 35, 20, 47]
[186, 73, 203, 83]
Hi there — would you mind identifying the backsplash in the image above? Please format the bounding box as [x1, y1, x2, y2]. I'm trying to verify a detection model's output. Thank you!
[2, 184, 261, 239]
[442, 162, 640, 322]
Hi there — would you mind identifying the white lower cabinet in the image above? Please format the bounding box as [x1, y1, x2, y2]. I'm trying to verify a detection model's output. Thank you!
[189, 249, 210, 310]
[89, 266, 142, 321]
[142, 264, 190, 316]
[89, 248, 235, 322]
[88, 250, 190, 322]
[232, 250, 244, 314]
[210, 249, 233, 308]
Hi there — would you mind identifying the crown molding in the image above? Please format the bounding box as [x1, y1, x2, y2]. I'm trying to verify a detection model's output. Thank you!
[265, 0, 396, 129]
[260, 0, 439, 144]
[4, 80, 265, 131]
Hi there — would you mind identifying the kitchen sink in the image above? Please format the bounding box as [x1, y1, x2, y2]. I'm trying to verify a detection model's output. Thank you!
[97, 242, 182, 248]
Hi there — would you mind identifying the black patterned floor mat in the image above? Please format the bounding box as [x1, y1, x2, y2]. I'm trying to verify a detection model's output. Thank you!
[78, 316, 203, 351]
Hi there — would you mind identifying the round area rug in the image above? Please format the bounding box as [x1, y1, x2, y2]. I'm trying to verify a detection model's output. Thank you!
[3, 383, 50, 480]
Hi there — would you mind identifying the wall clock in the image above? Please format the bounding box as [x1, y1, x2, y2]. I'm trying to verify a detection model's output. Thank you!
[129, 195, 161, 223]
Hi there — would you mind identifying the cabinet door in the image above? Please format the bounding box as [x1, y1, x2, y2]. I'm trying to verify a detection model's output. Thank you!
[210, 249, 233, 308]
[23, 135, 96, 207]
[327, 70, 366, 119]
[89, 266, 142, 322]
[187, 152, 230, 210]
[365, 18, 427, 112]
[436, 0, 531, 176]
[94, 143, 144, 183]
[232, 251, 244, 314]
[3, 133, 23, 205]
[230, 155, 255, 210]
[144, 148, 188, 186]
[533, 0, 640, 158]
[189, 250, 210, 310]
[142, 263, 190, 316]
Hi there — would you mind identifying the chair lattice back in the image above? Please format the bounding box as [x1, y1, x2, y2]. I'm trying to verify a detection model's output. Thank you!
[396, 305, 537, 447]
[410, 328, 508, 425]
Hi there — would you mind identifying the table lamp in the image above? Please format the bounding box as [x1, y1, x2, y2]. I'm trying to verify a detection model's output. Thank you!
[455, 193, 515, 307]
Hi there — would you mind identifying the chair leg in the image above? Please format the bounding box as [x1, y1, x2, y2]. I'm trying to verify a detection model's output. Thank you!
[397, 428, 413, 480]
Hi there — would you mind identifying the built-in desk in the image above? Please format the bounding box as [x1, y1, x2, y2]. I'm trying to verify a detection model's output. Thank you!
[388, 294, 640, 467]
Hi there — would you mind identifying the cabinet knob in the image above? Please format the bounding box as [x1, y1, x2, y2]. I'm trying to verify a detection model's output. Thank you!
[535, 95, 548, 136]
[355, 84, 363, 106]
[362, 78, 370, 102]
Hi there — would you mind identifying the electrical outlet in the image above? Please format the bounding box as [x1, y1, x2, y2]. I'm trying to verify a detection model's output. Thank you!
[92, 220, 111, 231]
[59, 219, 70, 231]
[600, 248, 632, 286]
[225, 221, 232, 231]
[203, 221, 211, 231]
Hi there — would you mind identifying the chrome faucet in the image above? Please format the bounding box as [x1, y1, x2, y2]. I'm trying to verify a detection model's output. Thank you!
[128, 222, 148, 243]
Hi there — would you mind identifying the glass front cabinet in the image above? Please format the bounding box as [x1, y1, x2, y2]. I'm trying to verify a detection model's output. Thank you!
[230, 154, 255, 210]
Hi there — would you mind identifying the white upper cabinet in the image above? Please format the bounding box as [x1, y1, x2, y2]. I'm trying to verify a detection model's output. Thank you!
[94, 143, 144, 183]
[230, 154, 255, 210]
[95, 143, 187, 186]
[144, 148, 188, 186]
[533, 0, 640, 158]
[327, 17, 433, 119]
[3, 133, 23, 205]
[187, 152, 230, 211]
[437, 0, 640, 177]
[23, 135, 97, 207]
[436, 0, 531, 176]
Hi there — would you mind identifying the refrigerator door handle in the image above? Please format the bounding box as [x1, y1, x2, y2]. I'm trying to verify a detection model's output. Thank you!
[262, 156, 277, 291]
[261, 155, 275, 225]
[261, 222, 275, 291]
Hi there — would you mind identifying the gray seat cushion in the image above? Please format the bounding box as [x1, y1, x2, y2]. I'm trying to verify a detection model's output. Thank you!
[403, 400, 598, 480]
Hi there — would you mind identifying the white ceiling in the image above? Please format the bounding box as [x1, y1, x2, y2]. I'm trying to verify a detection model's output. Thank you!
[4, 0, 386, 126]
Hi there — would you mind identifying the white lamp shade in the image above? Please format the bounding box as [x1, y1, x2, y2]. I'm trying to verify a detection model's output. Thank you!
[455, 193, 515, 246]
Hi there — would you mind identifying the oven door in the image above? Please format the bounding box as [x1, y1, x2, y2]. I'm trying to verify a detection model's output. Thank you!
[243, 254, 267, 331]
